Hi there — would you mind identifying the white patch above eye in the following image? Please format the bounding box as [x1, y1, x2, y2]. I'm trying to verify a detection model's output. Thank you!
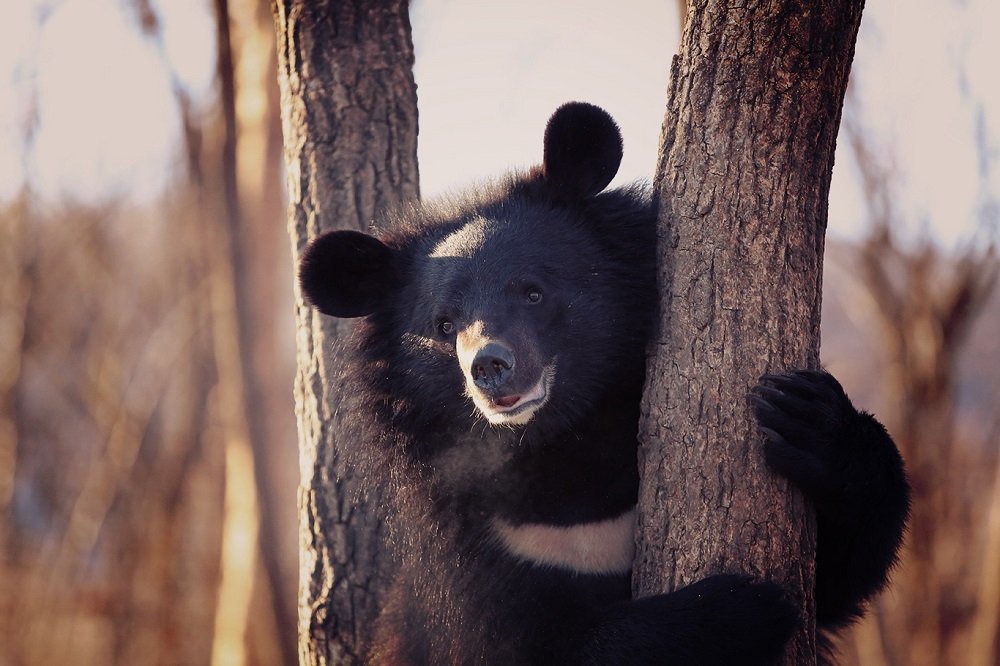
[430, 217, 490, 259]
[491, 507, 636, 574]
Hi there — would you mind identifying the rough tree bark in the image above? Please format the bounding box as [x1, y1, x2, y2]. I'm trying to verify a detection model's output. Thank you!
[272, 1, 419, 663]
[634, 1, 865, 664]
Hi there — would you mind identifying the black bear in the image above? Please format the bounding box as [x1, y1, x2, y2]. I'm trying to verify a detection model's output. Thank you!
[299, 102, 910, 664]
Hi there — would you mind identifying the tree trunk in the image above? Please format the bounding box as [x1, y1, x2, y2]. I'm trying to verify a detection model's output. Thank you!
[634, 1, 865, 663]
[272, 1, 419, 663]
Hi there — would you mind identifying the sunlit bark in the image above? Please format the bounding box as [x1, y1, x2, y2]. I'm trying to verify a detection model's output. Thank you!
[635, 2, 866, 663]
[272, 1, 419, 662]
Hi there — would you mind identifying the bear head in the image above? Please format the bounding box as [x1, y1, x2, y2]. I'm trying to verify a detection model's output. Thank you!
[299, 102, 653, 433]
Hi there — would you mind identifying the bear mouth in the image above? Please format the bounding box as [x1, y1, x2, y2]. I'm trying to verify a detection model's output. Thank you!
[473, 365, 555, 426]
[491, 380, 546, 413]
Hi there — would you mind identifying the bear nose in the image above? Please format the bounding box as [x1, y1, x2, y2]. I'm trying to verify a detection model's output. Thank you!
[471, 342, 515, 390]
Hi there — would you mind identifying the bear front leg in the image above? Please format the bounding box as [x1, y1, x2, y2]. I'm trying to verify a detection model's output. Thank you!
[750, 370, 911, 629]
[583, 575, 798, 665]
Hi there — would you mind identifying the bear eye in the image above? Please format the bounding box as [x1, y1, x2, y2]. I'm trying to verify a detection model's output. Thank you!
[526, 288, 543, 304]
[437, 319, 455, 336]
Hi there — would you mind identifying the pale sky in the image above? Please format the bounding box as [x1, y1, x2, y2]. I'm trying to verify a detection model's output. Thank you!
[0, 0, 997, 246]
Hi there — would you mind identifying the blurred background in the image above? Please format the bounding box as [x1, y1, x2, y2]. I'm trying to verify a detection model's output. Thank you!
[0, 0, 997, 664]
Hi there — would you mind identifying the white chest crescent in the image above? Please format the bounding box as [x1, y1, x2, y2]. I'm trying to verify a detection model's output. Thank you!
[491, 507, 636, 575]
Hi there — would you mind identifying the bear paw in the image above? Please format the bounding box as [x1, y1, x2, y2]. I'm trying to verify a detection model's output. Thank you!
[666, 575, 799, 664]
[749, 370, 866, 513]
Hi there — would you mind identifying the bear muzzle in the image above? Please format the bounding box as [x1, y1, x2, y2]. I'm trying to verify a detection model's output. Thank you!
[472, 370, 552, 426]
[457, 327, 554, 426]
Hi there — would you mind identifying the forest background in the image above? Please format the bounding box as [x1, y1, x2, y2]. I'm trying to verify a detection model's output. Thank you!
[1, 0, 998, 664]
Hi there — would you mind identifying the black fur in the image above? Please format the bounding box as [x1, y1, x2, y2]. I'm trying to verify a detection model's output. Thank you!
[750, 371, 911, 636]
[299, 229, 400, 318]
[299, 102, 909, 664]
[542, 101, 624, 200]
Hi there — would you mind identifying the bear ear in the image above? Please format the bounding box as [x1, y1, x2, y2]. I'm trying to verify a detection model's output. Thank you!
[299, 230, 398, 318]
[541, 102, 624, 200]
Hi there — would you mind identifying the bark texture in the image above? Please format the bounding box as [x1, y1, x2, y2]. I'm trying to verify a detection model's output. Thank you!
[272, 1, 419, 663]
[635, 1, 865, 663]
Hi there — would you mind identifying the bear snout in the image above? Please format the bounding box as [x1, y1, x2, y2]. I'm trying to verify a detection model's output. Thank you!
[471, 342, 515, 391]
[457, 323, 553, 425]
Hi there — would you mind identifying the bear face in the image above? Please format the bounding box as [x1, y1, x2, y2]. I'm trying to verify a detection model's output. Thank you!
[410, 208, 649, 429]
[418, 213, 582, 426]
